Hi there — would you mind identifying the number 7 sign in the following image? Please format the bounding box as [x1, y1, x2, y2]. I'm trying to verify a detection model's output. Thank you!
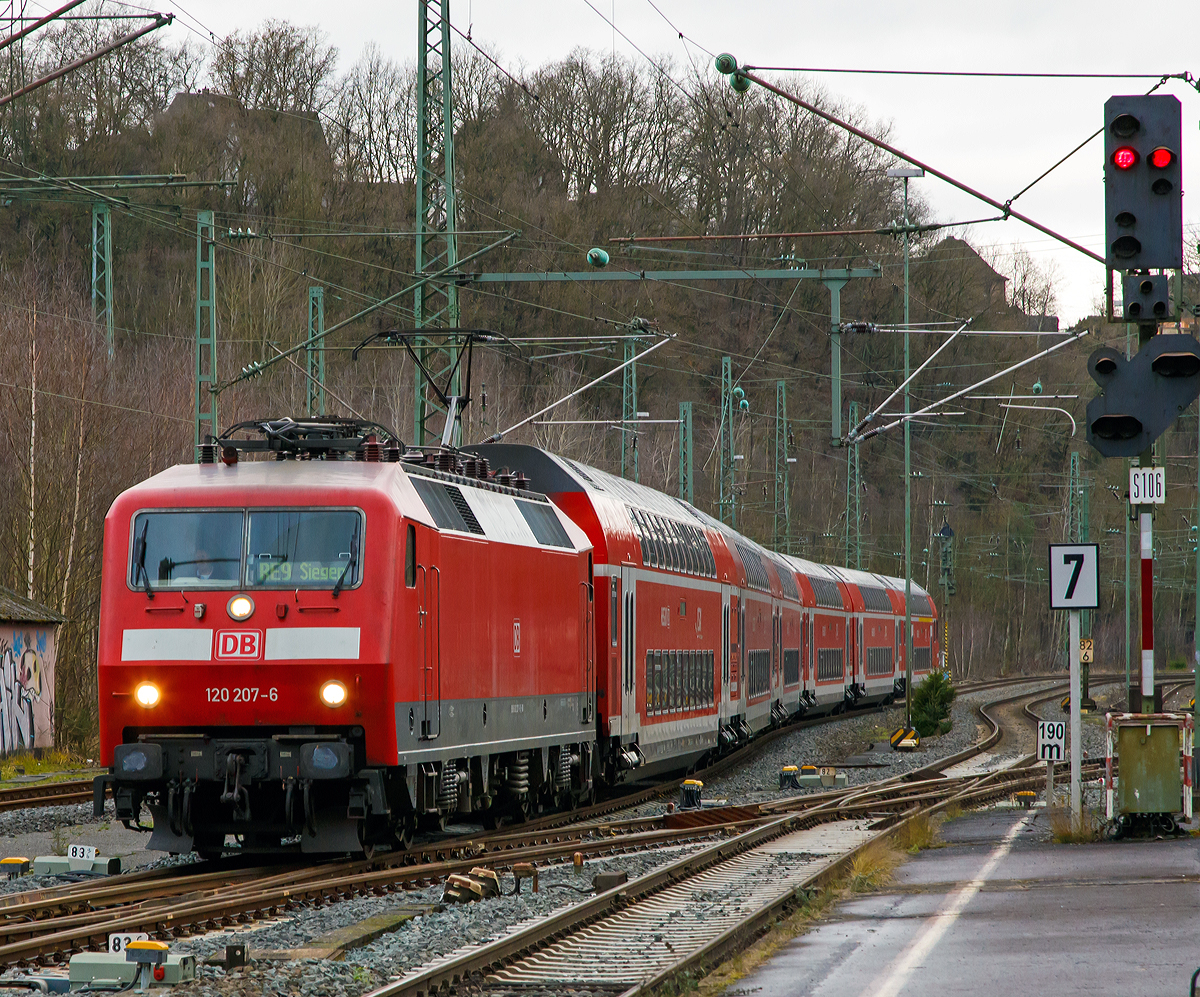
[1048, 544, 1099, 610]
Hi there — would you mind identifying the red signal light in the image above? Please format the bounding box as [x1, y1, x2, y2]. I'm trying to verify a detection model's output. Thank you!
[1148, 147, 1174, 169]
[1112, 147, 1138, 170]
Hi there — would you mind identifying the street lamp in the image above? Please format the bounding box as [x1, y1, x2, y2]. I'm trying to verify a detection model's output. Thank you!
[887, 166, 924, 725]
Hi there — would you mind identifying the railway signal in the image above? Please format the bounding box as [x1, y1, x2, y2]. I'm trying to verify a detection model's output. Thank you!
[1085, 335, 1200, 458]
[1104, 94, 1182, 271]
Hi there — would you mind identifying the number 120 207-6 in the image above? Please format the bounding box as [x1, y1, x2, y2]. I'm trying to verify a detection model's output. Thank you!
[207, 687, 278, 703]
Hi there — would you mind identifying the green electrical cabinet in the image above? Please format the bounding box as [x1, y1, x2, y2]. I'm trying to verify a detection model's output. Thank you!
[1116, 724, 1183, 814]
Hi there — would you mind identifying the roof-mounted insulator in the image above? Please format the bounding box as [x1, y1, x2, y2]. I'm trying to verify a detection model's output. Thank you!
[363, 436, 383, 462]
[513, 471, 530, 490]
[197, 442, 218, 464]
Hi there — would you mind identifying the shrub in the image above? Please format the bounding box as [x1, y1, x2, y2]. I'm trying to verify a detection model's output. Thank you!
[912, 672, 956, 737]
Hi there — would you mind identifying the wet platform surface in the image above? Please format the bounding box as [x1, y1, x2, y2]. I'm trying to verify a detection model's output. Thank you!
[727, 809, 1200, 996]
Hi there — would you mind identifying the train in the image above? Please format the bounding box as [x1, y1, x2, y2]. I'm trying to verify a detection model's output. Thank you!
[95, 418, 938, 856]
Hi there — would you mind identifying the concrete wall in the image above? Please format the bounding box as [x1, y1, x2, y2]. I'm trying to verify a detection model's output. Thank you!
[0, 625, 55, 754]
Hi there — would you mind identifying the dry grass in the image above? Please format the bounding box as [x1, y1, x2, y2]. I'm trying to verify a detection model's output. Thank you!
[895, 813, 943, 853]
[940, 802, 964, 822]
[847, 840, 901, 893]
[0, 749, 93, 781]
[1047, 806, 1104, 843]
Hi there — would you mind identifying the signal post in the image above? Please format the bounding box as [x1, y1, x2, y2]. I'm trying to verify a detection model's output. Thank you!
[1086, 94, 1189, 716]
[1049, 544, 1100, 824]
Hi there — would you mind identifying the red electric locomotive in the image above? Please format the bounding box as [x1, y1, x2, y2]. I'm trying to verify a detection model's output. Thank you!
[95, 420, 937, 856]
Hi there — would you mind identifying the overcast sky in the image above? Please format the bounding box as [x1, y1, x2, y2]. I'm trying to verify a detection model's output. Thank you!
[163, 0, 1199, 325]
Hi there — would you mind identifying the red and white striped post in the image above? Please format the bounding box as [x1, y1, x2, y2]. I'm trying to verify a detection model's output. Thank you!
[1140, 511, 1154, 711]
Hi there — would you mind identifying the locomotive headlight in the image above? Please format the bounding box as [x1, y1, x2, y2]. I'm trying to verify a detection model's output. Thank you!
[320, 680, 347, 707]
[134, 682, 160, 708]
[227, 594, 255, 621]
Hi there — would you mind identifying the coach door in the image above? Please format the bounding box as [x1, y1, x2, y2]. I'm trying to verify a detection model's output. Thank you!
[417, 565, 441, 739]
[720, 584, 732, 722]
[620, 564, 638, 736]
[728, 592, 742, 705]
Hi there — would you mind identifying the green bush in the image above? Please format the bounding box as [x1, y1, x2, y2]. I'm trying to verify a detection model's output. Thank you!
[912, 672, 956, 738]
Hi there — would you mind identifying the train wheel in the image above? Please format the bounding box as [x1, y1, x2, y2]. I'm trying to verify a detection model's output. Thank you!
[391, 816, 416, 849]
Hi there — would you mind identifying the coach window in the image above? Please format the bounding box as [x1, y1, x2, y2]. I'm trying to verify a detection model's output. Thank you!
[645, 651, 654, 714]
[653, 651, 664, 713]
[610, 581, 620, 647]
[405, 524, 416, 587]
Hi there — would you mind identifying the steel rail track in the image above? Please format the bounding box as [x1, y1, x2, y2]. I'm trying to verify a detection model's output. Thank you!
[0, 779, 100, 814]
[356, 681, 1084, 997]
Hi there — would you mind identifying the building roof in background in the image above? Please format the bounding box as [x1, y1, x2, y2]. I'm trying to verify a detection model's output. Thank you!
[0, 587, 67, 624]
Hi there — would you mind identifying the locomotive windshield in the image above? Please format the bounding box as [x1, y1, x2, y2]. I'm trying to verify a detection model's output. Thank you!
[129, 509, 362, 591]
[131, 511, 243, 589]
[247, 510, 361, 588]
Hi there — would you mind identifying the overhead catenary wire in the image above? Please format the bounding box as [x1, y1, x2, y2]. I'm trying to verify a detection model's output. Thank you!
[854, 330, 1089, 443]
[740, 65, 1191, 81]
[849, 318, 972, 440]
[732, 65, 1105, 266]
[481, 333, 675, 444]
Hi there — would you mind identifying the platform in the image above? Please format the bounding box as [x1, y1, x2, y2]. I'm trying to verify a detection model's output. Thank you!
[727, 809, 1200, 995]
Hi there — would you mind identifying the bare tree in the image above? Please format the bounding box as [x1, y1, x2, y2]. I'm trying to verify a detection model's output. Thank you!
[209, 20, 338, 114]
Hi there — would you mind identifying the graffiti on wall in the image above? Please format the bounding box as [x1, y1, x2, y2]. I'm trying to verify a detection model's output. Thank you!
[0, 628, 55, 754]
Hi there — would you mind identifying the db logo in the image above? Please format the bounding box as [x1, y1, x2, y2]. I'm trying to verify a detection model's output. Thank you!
[215, 630, 262, 660]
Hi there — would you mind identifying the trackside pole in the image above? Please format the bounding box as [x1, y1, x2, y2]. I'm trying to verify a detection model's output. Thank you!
[1069, 608, 1082, 824]
[1140, 511, 1154, 712]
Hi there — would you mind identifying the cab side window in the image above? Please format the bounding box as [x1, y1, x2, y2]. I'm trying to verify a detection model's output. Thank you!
[405, 524, 416, 587]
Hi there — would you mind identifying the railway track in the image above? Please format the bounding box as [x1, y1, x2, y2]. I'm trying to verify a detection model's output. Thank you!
[354, 681, 1089, 997]
[0, 673, 1129, 971]
[0, 779, 98, 814]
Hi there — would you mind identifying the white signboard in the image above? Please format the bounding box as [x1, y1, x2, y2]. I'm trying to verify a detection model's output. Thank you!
[1037, 720, 1066, 762]
[67, 844, 96, 861]
[109, 932, 150, 953]
[1129, 466, 1166, 505]
[1048, 544, 1099, 610]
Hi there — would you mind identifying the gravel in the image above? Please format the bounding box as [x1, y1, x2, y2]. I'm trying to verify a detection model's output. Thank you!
[698, 681, 1068, 806]
[0, 798, 112, 839]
